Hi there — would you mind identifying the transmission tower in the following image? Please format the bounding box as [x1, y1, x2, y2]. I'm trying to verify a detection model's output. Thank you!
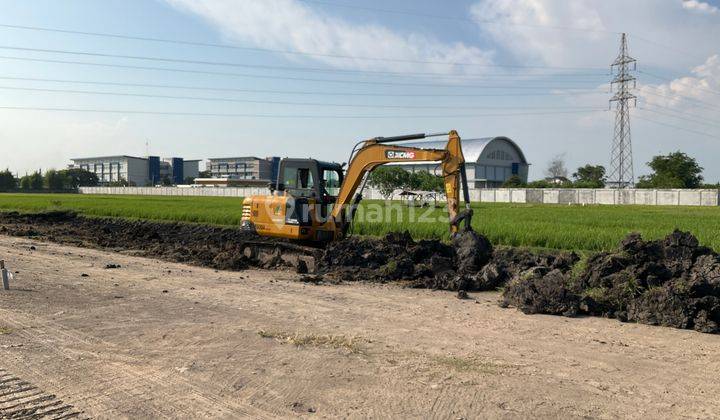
[609, 33, 637, 188]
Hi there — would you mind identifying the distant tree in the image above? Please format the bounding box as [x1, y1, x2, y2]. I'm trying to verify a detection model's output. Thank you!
[44, 169, 71, 190]
[26, 171, 44, 190]
[369, 166, 410, 199]
[545, 154, 568, 179]
[636, 173, 685, 189]
[636, 151, 703, 189]
[0, 169, 17, 191]
[108, 178, 130, 187]
[572, 164, 606, 188]
[198, 170, 212, 178]
[61, 168, 99, 188]
[413, 171, 444, 193]
[526, 179, 554, 188]
[19, 175, 31, 190]
[183, 176, 196, 185]
[501, 175, 525, 188]
[161, 175, 173, 186]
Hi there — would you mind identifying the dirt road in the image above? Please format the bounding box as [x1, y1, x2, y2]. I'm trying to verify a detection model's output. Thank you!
[1, 236, 719, 419]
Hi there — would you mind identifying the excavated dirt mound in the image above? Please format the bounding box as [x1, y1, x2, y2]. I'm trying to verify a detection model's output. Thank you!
[502, 230, 720, 334]
[0, 210, 578, 292]
[0, 211, 274, 271]
[3, 211, 717, 334]
[319, 230, 578, 292]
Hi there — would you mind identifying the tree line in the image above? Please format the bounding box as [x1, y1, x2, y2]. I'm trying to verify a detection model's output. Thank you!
[0, 168, 101, 192]
[363, 151, 718, 195]
[368, 167, 445, 198]
[502, 151, 717, 189]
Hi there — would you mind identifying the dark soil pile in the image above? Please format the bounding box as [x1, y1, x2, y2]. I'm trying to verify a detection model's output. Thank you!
[319, 230, 578, 292]
[502, 230, 720, 334]
[0, 211, 580, 293]
[0, 211, 273, 271]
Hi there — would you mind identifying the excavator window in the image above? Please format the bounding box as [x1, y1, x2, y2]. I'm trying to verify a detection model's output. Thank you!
[322, 169, 341, 196]
[281, 166, 315, 198]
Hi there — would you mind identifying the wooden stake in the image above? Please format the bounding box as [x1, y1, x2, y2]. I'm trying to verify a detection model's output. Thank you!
[1, 260, 9, 290]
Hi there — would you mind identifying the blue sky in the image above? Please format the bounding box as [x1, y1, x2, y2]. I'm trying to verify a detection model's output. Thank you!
[0, 0, 719, 182]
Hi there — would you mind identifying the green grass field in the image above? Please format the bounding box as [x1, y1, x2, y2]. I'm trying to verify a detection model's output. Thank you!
[1, 193, 719, 252]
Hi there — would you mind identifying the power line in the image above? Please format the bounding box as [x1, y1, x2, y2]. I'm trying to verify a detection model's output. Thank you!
[630, 34, 711, 63]
[0, 55, 602, 89]
[638, 106, 720, 129]
[0, 85, 604, 111]
[639, 70, 720, 97]
[0, 44, 609, 72]
[0, 76, 607, 97]
[641, 101, 720, 124]
[296, 0, 620, 34]
[639, 87, 720, 111]
[634, 113, 719, 139]
[0, 105, 607, 119]
[0, 25, 609, 70]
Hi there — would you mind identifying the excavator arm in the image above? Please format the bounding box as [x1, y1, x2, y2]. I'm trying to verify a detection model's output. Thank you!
[331, 130, 473, 239]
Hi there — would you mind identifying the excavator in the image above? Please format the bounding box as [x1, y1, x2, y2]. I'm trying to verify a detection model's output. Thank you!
[240, 130, 473, 248]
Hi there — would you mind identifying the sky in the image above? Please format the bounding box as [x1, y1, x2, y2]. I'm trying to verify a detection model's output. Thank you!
[0, 0, 719, 182]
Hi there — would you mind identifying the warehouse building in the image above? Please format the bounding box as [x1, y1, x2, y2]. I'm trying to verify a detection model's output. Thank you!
[206, 156, 280, 182]
[70, 155, 200, 186]
[391, 136, 529, 188]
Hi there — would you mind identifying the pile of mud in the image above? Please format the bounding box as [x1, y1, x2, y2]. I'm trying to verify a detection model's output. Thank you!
[319, 230, 578, 292]
[0, 210, 579, 292]
[0, 211, 281, 271]
[3, 211, 717, 334]
[502, 230, 720, 334]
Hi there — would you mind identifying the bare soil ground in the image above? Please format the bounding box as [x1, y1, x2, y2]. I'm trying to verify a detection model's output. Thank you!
[1, 236, 719, 419]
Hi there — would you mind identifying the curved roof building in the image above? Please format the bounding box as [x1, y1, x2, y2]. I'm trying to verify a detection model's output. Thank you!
[393, 136, 529, 188]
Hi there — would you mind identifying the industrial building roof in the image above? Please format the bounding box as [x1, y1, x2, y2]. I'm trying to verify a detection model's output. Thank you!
[395, 136, 527, 164]
[207, 156, 264, 161]
[71, 155, 146, 161]
[72, 156, 201, 162]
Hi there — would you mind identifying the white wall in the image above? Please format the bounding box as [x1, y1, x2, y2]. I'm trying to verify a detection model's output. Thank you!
[76, 187, 720, 206]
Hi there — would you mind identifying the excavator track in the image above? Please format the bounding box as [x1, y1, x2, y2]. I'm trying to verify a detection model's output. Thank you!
[240, 238, 324, 273]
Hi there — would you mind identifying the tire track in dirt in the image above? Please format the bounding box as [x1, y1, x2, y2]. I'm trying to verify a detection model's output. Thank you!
[0, 368, 84, 419]
[0, 308, 273, 419]
[0, 241, 338, 417]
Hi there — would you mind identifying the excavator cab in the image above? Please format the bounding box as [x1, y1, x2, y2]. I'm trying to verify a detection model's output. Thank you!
[274, 159, 343, 203]
[241, 159, 344, 242]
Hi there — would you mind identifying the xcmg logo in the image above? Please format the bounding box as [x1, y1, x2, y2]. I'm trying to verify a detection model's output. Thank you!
[385, 150, 416, 159]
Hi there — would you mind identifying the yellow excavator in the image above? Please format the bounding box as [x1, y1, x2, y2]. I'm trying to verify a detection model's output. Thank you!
[241, 130, 473, 245]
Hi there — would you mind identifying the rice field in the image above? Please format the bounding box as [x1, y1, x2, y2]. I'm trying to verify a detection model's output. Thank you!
[1, 193, 719, 251]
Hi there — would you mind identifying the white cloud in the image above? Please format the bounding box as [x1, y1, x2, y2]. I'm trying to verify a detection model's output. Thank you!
[639, 54, 720, 109]
[164, 0, 494, 74]
[470, 0, 608, 67]
[470, 0, 720, 71]
[682, 0, 719, 14]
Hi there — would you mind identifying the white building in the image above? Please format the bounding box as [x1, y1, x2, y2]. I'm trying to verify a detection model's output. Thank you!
[207, 156, 280, 182]
[391, 136, 529, 188]
[70, 155, 200, 186]
[70, 155, 149, 186]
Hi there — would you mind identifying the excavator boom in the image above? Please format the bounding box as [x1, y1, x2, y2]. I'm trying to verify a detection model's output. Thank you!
[331, 130, 473, 239]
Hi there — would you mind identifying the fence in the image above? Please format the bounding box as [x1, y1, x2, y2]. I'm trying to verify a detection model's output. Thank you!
[78, 187, 720, 207]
